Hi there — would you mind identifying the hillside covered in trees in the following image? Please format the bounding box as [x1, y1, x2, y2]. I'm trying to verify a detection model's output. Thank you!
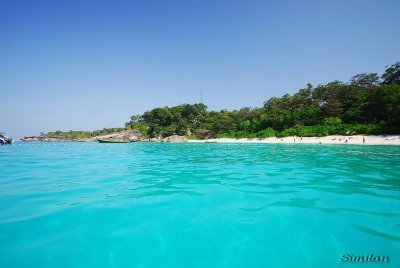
[125, 62, 400, 139]
[48, 62, 400, 140]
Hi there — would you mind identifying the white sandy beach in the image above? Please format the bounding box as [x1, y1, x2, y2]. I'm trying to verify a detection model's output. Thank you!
[188, 135, 400, 145]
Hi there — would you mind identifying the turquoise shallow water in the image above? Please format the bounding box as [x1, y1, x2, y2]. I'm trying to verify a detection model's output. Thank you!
[0, 142, 399, 267]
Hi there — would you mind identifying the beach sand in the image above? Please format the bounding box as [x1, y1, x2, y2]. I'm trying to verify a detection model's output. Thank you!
[188, 135, 400, 145]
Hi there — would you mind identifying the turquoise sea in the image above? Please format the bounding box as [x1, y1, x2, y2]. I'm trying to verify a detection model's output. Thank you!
[0, 142, 399, 267]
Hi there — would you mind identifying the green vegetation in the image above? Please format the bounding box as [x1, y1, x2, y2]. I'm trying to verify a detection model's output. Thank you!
[45, 61, 400, 140]
[47, 128, 125, 140]
[125, 61, 400, 139]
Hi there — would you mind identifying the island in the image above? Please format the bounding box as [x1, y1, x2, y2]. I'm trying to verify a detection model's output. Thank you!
[21, 61, 400, 145]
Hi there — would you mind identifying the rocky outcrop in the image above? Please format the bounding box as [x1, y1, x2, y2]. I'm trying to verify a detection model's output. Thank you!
[149, 136, 162, 142]
[162, 135, 187, 143]
[82, 130, 142, 142]
[21, 131, 187, 143]
[21, 130, 143, 142]
[20, 135, 69, 142]
[113, 130, 142, 141]
[0, 135, 12, 144]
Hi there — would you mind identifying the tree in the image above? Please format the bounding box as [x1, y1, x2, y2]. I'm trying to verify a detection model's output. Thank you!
[381, 84, 400, 124]
[130, 114, 142, 123]
[313, 81, 346, 118]
[240, 120, 251, 132]
[291, 83, 314, 109]
[382, 62, 400, 85]
[350, 73, 380, 87]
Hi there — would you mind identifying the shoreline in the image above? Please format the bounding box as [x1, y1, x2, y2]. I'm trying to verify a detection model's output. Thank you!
[18, 134, 400, 146]
[188, 135, 400, 146]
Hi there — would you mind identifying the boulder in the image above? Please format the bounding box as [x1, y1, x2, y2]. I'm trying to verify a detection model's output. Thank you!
[112, 130, 141, 142]
[149, 136, 162, 142]
[162, 135, 187, 143]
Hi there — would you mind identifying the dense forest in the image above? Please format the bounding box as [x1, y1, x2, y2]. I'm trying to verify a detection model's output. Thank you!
[50, 62, 400, 140]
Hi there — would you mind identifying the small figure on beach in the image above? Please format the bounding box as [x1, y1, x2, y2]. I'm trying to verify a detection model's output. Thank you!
[363, 137, 365, 144]
[345, 139, 348, 143]
[294, 138, 295, 143]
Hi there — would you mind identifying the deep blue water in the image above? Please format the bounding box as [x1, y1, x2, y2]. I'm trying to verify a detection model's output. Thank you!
[0, 142, 399, 267]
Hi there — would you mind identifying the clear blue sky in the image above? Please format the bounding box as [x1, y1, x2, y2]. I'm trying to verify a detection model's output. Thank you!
[0, 0, 399, 139]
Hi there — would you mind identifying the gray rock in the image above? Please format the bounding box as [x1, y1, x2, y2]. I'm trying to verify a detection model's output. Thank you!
[162, 135, 187, 143]
[109, 130, 142, 142]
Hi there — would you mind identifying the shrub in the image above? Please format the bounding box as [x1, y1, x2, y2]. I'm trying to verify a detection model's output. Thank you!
[256, 127, 276, 138]
[277, 127, 298, 137]
[324, 117, 342, 126]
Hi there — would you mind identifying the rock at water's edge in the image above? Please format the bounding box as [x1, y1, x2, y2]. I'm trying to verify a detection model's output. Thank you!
[162, 135, 187, 143]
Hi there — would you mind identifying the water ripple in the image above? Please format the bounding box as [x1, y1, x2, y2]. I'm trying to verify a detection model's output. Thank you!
[0, 142, 399, 267]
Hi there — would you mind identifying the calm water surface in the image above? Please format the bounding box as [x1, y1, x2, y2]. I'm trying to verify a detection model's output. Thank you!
[0, 142, 399, 267]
